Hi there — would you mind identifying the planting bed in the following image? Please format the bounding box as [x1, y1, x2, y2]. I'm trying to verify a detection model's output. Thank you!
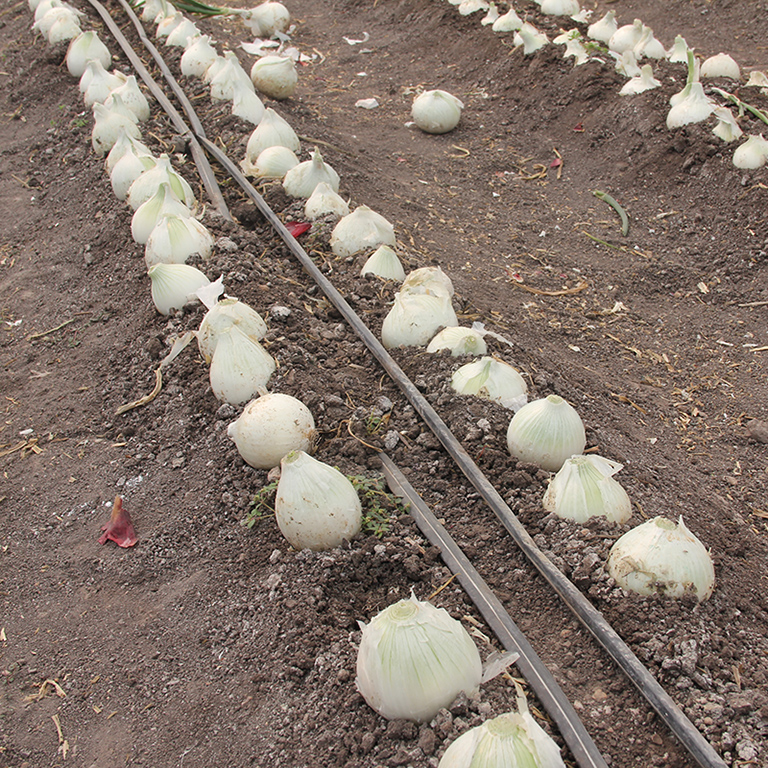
[1, 0, 767, 766]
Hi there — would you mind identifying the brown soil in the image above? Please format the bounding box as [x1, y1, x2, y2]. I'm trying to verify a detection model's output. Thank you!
[1, 0, 767, 767]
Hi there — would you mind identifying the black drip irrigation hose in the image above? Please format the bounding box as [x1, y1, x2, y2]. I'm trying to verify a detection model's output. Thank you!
[87, 0, 232, 221]
[90, 6, 728, 768]
[378, 453, 609, 768]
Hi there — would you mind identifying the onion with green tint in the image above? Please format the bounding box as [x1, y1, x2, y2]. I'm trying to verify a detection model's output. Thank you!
[543, 454, 631, 524]
[438, 687, 566, 768]
[451, 356, 528, 411]
[356, 594, 483, 723]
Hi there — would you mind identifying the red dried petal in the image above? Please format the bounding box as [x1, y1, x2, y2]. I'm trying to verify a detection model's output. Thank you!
[98, 496, 138, 548]
[550, 158, 562, 168]
[285, 221, 311, 238]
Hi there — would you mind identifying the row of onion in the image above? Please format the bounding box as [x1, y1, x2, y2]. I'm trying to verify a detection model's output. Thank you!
[28, 3, 718, 763]
[443, 0, 768, 169]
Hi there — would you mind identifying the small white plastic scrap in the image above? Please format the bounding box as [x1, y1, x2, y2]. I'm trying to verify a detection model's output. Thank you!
[343, 32, 370, 45]
[355, 98, 379, 109]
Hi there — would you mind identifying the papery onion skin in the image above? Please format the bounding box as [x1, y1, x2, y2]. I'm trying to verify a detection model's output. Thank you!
[506, 395, 586, 472]
[274, 450, 361, 551]
[356, 594, 482, 723]
[607, 516, 715, 602]
[227, 393, 316, 469]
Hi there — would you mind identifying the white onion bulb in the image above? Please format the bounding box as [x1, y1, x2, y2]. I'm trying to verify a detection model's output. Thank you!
[105, 129, 151, 175]
[360, 245, 406, 282]
[209, 325, 276, 405]
[330, 205, 396, 257]
[227, 393, 315, 469]
[411, 90, 464, 134]
[110, 152, 156, 201]
[231, 85, 266, 125]
[105, 75, 150, 122]
[608, 516, 715, 602]
[587, 10, 617, 43]
[543, 455, 632, 524]
[131, 183, 192, 245]
[451, 356, 528, 411]
[700, 53, 740, 80]
[491, 8, 523, 32]
[209, 51, 253, 102]
[732, 134, 768, 169]
[250, 55, 298, 100]
[274, 450, 362, 551]
[401, 266, 454, 297]
[282, 148, 340, 198]
[437, 691, 566, 768]
[66, 30, 112, 78]
[147, 263, 210, 316]
[242, 2, 291, 37]
[251, 145, 299, 179]
[90, 100, 140, 156]
[127, 154, 195, 210]
[242, 108, 301, 174]
[144, 214, 213, 268]
[80, 61, 125, 106]
[180, 35, 219, 79]
[381, 291, 458, 349]
[165, 17, 199, 48]
[197, 298, 268, 363]
[304, 182, 350, 220]
[427, 326, 487, 356]
[356, 594, 482, 723]
[506, 395, 586, 472]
